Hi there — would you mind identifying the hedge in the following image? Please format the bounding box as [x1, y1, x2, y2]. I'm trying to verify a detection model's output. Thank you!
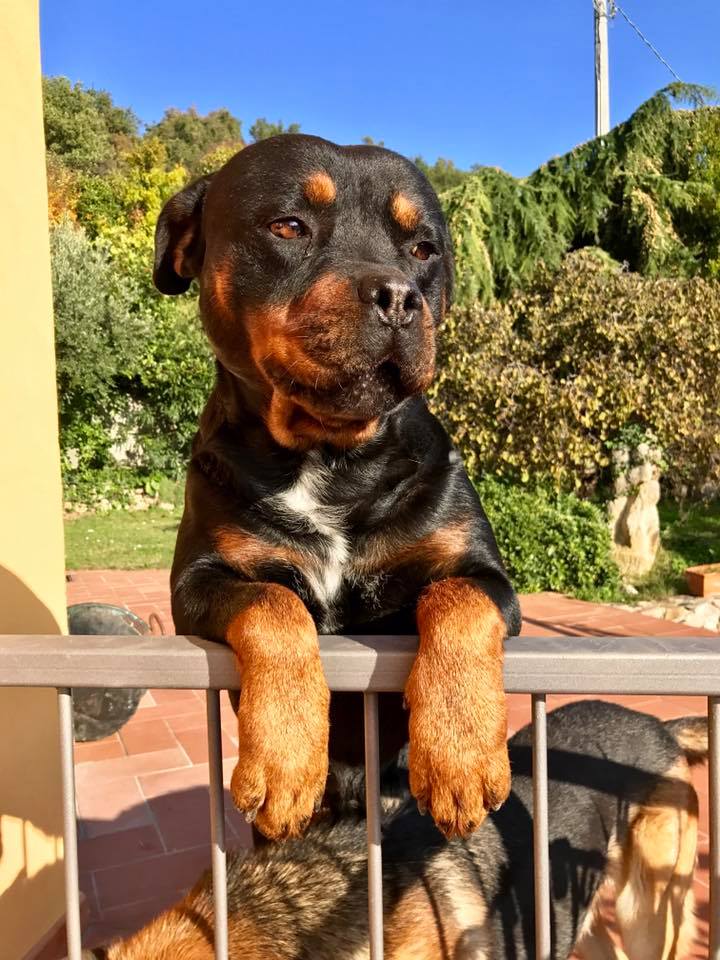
[431, 249, 720, 498]
[475, 475, 622, 599]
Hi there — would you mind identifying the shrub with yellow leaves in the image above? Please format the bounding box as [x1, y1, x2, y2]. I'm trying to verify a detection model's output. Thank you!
[430, 249, 720, 498]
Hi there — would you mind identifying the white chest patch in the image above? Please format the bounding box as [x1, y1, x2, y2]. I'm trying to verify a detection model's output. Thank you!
[273, 452, 350, 605]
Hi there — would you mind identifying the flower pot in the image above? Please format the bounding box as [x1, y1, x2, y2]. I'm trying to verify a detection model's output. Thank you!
[685, 564, 720, 598]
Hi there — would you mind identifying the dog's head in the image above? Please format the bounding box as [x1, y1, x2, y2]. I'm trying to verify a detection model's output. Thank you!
[154, 134, 454, 450]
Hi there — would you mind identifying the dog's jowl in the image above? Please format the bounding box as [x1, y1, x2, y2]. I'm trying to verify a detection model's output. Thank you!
[153, 135, 520, 840]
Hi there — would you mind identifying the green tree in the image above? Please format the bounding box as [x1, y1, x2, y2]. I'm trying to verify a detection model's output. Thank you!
[42, 76, 138, 173]
[77, 138, 186, 244]
[414, 156, 468, 194]
[194, 142, 243, 177]
[249, 117, 301, 141]
[443, 83, 720, 305]
[51, 219, 141, 408]
[146, 107, 243, 171]
[129, 301, 214, 478]
[50, 220, 145, 473]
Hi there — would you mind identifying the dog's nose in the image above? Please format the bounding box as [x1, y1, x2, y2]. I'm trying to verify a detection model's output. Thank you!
[357, 274, 422, 328]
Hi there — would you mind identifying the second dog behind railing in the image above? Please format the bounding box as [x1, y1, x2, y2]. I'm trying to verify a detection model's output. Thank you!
[78, 699, 707, 960]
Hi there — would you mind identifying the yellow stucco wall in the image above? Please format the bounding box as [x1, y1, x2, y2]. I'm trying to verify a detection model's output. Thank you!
[0, 2, 69, 957]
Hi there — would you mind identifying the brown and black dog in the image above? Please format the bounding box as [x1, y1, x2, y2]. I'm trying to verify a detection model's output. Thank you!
[153, 135, 520, 841]
[83, 701, 707, 960]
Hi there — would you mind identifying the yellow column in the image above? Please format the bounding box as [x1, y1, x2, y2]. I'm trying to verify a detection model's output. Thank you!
[0, 2, 69, 957]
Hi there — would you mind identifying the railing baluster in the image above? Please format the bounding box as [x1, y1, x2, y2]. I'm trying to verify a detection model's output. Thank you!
[710, 696, 720, 960]
[206, 689, 229, 960]
[58, 688, 82, 960]
[532, 693, 551, 960]
[364, 692, 384, 960]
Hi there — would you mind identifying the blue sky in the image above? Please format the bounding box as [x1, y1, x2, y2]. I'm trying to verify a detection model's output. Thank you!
[40, 0, 719, 177]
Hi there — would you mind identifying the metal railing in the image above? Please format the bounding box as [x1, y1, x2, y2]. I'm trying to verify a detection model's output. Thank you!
[1, 632, 719, 960]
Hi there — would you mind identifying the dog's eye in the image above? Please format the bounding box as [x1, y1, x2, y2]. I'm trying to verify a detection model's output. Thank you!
[269, 218, 309, 240]
[410, 241, 437, 261]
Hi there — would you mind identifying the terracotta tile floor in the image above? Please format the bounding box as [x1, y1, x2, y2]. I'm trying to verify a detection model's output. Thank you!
[66, 570, 717, 956]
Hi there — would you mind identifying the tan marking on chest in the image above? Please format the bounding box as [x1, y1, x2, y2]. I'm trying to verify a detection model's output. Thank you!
[356, 519, 471, 579]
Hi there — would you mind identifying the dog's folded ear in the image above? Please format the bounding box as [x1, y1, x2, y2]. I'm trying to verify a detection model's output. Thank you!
[153, 175, 214, 295]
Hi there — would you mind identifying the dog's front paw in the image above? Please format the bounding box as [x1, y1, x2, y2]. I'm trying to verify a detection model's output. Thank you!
[406, 681, 510, 837]
[407, 577, 510, 838]
[230, 654, 330, 840]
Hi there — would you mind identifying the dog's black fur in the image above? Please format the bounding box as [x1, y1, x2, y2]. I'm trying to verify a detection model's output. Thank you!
[154, 136, 519, 780]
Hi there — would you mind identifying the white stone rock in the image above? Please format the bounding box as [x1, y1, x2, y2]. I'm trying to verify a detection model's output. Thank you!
[642, 606, 668, 620]
[684, 602, 720, 630]
[609, 452, 661, 578]
[663, 607, 685, 623]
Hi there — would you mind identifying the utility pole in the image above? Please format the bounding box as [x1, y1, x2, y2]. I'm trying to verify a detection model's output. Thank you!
[594, 0, 610, 136]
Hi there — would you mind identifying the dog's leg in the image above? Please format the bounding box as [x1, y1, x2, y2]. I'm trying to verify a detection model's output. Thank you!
[404, 577, 510, 838]
[222, 582, 330, 840]
[574, 890, 629, 960]
[614, 760, 699, 960]
[575, 916, 629, 959]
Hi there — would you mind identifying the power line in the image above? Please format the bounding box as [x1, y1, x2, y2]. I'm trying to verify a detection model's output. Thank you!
[610, 2, 682, 82]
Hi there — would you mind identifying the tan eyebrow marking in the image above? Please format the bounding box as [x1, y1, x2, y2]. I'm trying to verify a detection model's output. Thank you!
[390, 191, 421, 231]
[303, 170, 337, 206]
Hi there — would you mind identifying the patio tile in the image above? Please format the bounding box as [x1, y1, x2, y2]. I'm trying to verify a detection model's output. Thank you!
[546, 693, 661, 710]
[120, 699, 206, 725]
[146, 785, 247, 852]
[74, 747, 190, 788]
[93, 845, 211, 910]
[147, 790, 213, 852]
[641, 695, 708, 720]
[226, 809, 254, 847]
[149, 688, 202, 705]
[78, 778, 151, 839]
[165, 712, 211, 734]
[79, 871, 99, 917]
[136, 690, 157, 709]
[137, 758, 235, 800]
[74, 735, 126, 764]
[119, 718, 178, 756]
[172, 726, 237, 765]
[79, 823, 165, 872]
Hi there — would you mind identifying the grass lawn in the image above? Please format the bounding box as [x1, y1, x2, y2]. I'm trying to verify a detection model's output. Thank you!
[633, 499, 720, 599]
[64, 505, 182, 569]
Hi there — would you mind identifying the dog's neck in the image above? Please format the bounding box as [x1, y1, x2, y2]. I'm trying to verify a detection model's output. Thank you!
[209, 359, 268, 427]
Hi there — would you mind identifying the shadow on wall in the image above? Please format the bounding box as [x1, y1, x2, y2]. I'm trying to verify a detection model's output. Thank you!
[0, 564, 63, 634]
[0, 565, 66, 958]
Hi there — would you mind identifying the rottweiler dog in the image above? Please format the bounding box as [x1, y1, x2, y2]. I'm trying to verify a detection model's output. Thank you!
[153, 135, 520, 841]
[84, 701, 707, 960]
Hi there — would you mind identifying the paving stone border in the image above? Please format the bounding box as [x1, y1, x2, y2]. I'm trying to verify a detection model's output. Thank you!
[613, 594, 720, 633]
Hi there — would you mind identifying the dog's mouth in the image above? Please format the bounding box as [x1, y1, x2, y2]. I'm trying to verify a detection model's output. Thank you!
[257, 338, 434, 449]
[267, 391, 380, 450]
[261, 357, 414, 450]
[263, 356, 409, 420]
[289, 405, 373, 437]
